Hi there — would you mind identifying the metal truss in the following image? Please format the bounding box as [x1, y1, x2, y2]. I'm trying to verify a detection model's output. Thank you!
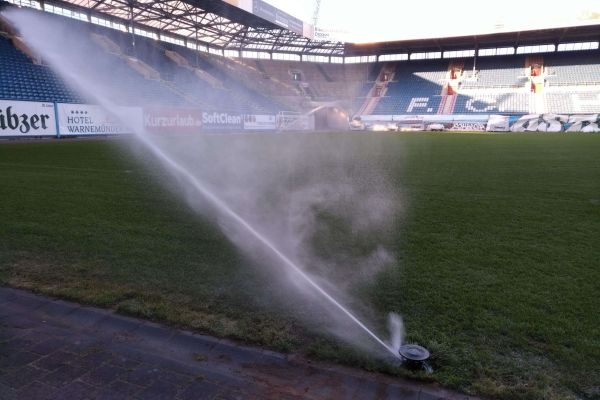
[56, 0, 345, 55]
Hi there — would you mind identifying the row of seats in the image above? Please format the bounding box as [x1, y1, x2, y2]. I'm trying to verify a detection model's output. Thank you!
[544, 90, 600, 114]
[544, 54, 600, 85]
[460, 57, 527, 88]
[0, 35, 85, 103]
[453, 92, 530, 114]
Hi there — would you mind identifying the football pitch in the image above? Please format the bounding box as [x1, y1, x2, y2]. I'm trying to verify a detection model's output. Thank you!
[1, 132, 599, 399]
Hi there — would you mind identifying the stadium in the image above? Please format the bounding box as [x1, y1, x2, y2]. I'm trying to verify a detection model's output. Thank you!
[0, 0, 598, 399]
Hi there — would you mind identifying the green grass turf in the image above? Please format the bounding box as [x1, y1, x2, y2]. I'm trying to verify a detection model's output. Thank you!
[1, 133, 599, 399]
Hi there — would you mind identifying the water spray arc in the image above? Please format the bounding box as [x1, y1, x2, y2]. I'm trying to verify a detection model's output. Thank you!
[134, 132, 399, 358]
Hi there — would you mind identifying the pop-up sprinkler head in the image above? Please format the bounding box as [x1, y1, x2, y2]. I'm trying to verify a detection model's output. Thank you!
[398, 344, 432, 373]
[398, 344, 430, 362]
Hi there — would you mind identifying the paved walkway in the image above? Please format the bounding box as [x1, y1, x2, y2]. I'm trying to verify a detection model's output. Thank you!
[0, 287, 475, 400]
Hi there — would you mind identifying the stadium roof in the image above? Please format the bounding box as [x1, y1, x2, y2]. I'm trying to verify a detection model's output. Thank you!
[344, 25, 600, 56]
[50, 0, 346, 55]
[7, 0, 600, 57]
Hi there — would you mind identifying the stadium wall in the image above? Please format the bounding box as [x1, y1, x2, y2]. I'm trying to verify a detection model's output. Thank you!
[1, 98, 599, 137]
[358, 113, 600, 132]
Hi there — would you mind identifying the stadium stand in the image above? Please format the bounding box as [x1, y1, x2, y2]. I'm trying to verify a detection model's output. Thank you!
[0, 33, 84, 103]
[0, 5, 286, 113]
[239, 59, 371, 104]
[0, 0, 599, 119]
[370, 60, 447, 115]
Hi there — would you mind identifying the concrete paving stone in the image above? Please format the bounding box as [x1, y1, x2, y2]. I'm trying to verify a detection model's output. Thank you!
[18, 328, 62, 344]
[0, 382, 18, 400]
[178, 380, 223, 400]
[108, 354, 141, 371]
[168, 332, 220, 356]
[122, 364, 161, 387]
[157, 368, 194, 387]
[0, 343, 10, 358]
[193, 368, 254, 395]
[107, 379, 144, 397]
[303, 378, 346, 399]
[29, 324, 74, 340]
[419, 390, 450, 400]
[8, 292, 49, 310]
[74, 350, 115, 370]
[106, 345, 197, 377]
[101, 345, 157, 365]
[353, 379, 388, 399]
[0, 365, 47, 389]
[133, 322, 173, 343]
[331, 375, 371, 400]
[0, 298, 45, 319]
[63, 307, 110, 329]
[0, 327, 20, 343]
[192, 365, 250, 388]
[386, 385, 421, 400]
[3, 336, 37, 352]
[66, 337, 107, 356]
[89, 387, 132, 400]
[146, 356, 199, 376]
[213, 390, 257, 400]
[0, 289, 19, 304]
[30, 338, 69, 356]
[0, 306, 34, 322]
[80, 364, 128, 387]
[58, 380, 97, 399]
[135, 379, 179, 400]
[16, 380, 59, 400]
[0, 315, 39, 329]
[33, 350, 78, 371]
[0, 307, 17, 319]
[38, 300, 79, 318]
[90, 314, 143, 338]
[0, 351, 40, 370]
[40, 364, 88, 387]
[210, 343, 268, 367]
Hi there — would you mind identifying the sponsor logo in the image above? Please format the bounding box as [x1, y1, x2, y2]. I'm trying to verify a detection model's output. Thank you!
[63, 108, 127, 134]
[0, 105, 51, 134]
[145, 112, 202, 129]
[450, 122, 487, 131]
[202, 112, 242, 125]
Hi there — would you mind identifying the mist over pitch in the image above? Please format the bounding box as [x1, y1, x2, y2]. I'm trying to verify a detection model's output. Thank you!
[3, 8, 405, 358]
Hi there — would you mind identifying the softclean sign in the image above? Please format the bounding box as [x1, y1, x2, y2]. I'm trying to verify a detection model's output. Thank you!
[201, 111, 243, 131]
[0, 100, 56, 137]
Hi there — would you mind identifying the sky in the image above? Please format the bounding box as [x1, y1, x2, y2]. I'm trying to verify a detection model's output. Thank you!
[263, 0, 600, 42]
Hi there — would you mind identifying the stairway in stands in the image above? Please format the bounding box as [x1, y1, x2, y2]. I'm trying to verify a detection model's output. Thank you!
[356, 63, 395, 115]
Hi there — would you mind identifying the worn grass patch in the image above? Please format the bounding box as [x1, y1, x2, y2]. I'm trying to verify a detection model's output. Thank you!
[1, 134, 599, 399]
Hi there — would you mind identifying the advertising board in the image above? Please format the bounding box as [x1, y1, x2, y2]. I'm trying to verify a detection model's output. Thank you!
[144, 108, 203, 134]
[0, 100, 56, 137]
[243, 114, 277, 130]
[57, 104, 143, 136]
